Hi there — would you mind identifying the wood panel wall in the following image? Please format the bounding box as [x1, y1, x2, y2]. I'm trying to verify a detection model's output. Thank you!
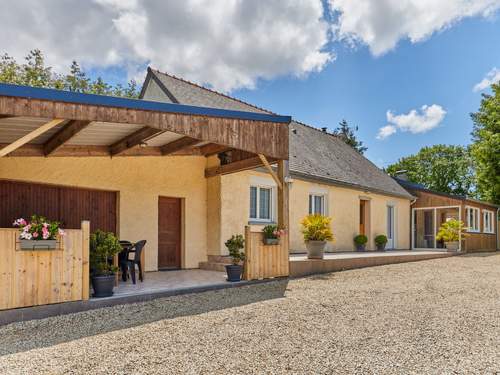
[243, 227, 289, 280]
[0, 221, 90, 311]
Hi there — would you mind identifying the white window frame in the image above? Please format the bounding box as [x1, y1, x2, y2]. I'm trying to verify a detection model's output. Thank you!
[309, 194, 327, 215]
[411, 206, 461, 251]
[249, 183, 276, 223]
[465, 206, 480, 233]
[483, 210, 495, 234]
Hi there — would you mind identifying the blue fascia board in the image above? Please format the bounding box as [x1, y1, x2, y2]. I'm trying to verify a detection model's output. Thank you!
[0, 83, 291, 124]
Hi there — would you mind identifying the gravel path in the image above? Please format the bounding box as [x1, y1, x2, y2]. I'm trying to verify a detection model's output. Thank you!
[1, 253, 500, 374]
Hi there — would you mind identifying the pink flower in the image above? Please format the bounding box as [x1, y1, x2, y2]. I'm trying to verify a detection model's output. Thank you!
[58, 228, 65, 237]
[32, 232, 39, 238]
[42, 227, 49, 240]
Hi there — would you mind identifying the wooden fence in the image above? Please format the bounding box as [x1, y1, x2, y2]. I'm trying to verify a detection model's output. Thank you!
[0, 221, 90, 311]
[243, 226, 289, 280]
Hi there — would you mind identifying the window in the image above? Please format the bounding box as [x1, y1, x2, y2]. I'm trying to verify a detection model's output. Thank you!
[250, 186, 273, 221]
[309, 194, 326, 215]
[466, 206, 480, 232]
[483, 210, 495, 234]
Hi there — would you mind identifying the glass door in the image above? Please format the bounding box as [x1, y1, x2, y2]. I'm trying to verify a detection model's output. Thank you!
[387, 206, 395, 249]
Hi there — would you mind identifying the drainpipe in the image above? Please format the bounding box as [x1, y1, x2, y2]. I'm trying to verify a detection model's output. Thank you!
[410, 197, 417, 250]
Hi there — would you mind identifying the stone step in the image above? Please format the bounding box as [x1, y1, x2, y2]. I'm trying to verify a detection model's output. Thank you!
[207, 255, 233, 264]
[199, 261, 227, 272]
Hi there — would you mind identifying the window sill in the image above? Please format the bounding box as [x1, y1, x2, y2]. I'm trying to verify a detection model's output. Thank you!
[248, 220, 276, 226]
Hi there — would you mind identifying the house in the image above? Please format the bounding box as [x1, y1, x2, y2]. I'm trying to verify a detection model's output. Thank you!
[395, 176, 499, 252]
[141, 68, 414, 261]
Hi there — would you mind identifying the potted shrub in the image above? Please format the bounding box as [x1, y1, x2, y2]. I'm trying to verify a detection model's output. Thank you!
[436, 219, 467, 252]
[262, 224, 285, 245]
[374, 235, 388, 251]
[301, 214, 334, 259]
[90, 230, 122, 297]
[224, 234, 245, 282]
[13, 215, 65, 250]
[354, 234, 368, 251]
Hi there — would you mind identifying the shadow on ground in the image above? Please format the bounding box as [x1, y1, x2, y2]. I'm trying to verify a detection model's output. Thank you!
[0, 279, 289, 356]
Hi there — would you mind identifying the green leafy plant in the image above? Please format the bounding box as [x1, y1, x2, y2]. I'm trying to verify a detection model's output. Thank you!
[436, 219, 468, 242]
[354, 234, 368, 246]
[374, 235, 388, 246]
[90, 230, 122, 276]
[301, 214, 334, 242]
[262, 224, 285, 239]
[225, 234, 245, 265]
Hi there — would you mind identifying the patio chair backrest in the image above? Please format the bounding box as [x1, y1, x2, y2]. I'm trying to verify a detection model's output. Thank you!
[132, 240, 147, 262]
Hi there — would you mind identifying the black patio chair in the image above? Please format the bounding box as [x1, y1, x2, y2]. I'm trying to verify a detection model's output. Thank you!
[125, 240, 146, 284]
[119, 241, 133, 282]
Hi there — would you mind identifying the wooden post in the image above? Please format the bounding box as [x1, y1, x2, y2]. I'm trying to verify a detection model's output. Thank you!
[277, 160, 290, 276]
[243, 225, 252, 280]
[81, 221, 90, 300]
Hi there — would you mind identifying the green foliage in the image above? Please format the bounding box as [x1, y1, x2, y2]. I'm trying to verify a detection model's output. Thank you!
[374, 234, 388, 246]
[470, 83, 500, 204]
[90, 230, 122, 276]
[386, 144, 476, 196]
[301, 214, 334, 242]
[225, 234, 245, 265]
[262, 224, 285, 239]
[354, 234, 368, 245]
[436, 219, 468, 242]
[0, 50, 140, 98]
[333, 119, 368, 154]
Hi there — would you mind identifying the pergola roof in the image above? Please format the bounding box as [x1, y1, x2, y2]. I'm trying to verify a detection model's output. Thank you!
[0, 83, 290, 160]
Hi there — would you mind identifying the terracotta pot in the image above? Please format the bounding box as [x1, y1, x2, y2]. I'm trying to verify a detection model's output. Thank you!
[306, 241, 326, 259]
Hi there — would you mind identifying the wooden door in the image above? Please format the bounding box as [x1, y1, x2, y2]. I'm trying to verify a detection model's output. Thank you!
[359, 200, 366, 235]
[158, 197, 181, 269]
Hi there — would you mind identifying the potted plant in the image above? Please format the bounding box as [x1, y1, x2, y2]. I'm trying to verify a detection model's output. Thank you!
[436, 219, 467, 252]
[90, 230, 122, 297]
[354, 234, 368, 251]
[374, 235, 388, 251]
[224, 234, 245, 282]
[262, 224, 285, 245]
[13, 215, 65, 250]
[301, 214, 334, 259]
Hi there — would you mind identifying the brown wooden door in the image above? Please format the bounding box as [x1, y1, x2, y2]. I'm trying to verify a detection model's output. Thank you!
[359, 200, 366, 235]
[158, 197, 181, 269]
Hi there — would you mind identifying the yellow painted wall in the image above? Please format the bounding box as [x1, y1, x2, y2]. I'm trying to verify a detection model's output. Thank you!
[215, 170, 411, 254]
[0, 156, 208, 271]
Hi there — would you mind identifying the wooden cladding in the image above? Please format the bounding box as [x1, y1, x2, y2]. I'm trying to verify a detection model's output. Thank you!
[244, 227, 289, 280]
[0, 180, 117, 233]
[0, 96, 289, 159]
[0, 221, 90, 311]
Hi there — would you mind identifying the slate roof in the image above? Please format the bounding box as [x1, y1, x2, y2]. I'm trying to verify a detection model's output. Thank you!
[142, 68, 414, 199]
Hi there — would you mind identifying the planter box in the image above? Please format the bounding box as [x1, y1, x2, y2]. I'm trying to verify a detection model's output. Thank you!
[20, 239, 57, 250]
[263, 238, 279, 245]
[445, 241, 459, 252]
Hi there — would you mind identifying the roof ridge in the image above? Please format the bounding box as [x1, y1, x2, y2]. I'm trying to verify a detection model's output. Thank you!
[148, 67, 276, 115]
[291, 118, 342, 139]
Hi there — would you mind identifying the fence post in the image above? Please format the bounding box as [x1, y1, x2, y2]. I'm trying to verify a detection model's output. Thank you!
[81, 221, 90, 300]
[244, 226, 251, 280]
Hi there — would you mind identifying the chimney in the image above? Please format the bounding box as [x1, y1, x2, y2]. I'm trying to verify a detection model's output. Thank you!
[321, 127, 327, 133]
[394, 170, 408, 181]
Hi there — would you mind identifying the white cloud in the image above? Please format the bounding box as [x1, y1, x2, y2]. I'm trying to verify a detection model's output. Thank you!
[473, 67, 500, 92]
[376, 125, 397, 140]
[0, 0, 333, 92]
[328, 0, 500, 56]
[377, 104, 446, 139]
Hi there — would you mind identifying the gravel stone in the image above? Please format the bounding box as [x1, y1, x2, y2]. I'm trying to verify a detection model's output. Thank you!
[0, 253, 499, 374]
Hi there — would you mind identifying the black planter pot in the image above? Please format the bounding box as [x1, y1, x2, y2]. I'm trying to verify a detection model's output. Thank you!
[355, 244, 366, 252]
[91, 274, 115, 297]
[376, 243, 386, 251]
[225, 264, 242, 282]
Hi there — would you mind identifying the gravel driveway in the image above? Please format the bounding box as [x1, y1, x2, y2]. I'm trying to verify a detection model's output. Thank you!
[1, 253, 499, 374]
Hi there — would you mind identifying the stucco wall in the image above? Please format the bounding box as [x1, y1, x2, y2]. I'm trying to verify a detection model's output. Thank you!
[214, 170, 411, 254]
[0, 156, 208, 271]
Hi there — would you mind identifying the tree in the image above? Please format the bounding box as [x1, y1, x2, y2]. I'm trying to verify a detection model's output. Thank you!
[333, 119, 367, 154]
[470, 83, 500, 204]
[0, 50, 139, 98]
[386, 144, 476, 197]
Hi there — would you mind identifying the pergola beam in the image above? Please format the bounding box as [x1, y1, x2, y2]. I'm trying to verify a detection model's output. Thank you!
[205, 155, 277, 177]
[0, 118, 65, 157]
[43, 120, 91, 156]
[110, 126, 164, 155]
[197, 143, 232, 156]
[258, 154, 283, 190]
[161, 136, 200, 155]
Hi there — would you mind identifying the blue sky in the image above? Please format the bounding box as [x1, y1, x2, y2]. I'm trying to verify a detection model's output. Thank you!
[2, 1, 499, 167]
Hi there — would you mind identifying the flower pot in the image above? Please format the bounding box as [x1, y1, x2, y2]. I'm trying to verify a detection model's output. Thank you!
[91, 274, 115, 297]
[376, 243, 386, 251]
[355, 243, 366, 252]
[20, 239, 57, 250]
[264, 238, 279, 245]
[444, 241, 459, 252]
[306, 240, 326, 259]
[225, 264, 242, 282]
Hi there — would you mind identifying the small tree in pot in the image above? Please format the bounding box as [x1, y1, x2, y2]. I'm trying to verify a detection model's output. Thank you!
[90, 230, 122, 297]
[354, 234, 368, 251]
[224, 234, 245, 282]
[301, 214, 334, 259]
[374, 235, 388, 251]
[436, 219, 467, 252]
